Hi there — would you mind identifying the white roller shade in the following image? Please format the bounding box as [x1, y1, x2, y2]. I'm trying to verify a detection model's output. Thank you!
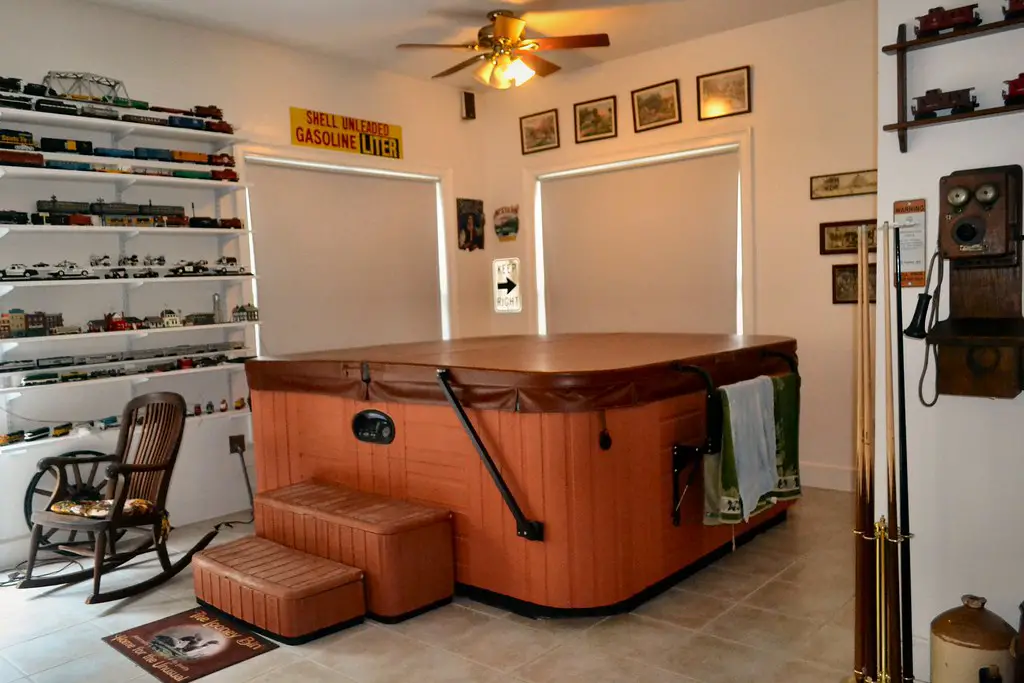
[540, 151, 740, 335]
[246, 162, 442, 355]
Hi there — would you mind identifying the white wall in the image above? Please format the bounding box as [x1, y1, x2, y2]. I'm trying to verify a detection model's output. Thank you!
[877, 1, 1023, 678]
[0, 0, 485, 567]
[476, 0, 878, 492]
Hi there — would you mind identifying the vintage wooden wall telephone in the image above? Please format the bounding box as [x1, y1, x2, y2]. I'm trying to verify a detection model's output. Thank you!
[905, 164, 1024, 401]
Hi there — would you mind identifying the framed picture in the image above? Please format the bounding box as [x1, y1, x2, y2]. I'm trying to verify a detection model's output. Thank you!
[574, 95, 617, 144]
[819, 219, 878, 255]
[697, 66, 752, 121]
[832, 263, 876, 304]
[631, 79, 681, 133]
[520, 109, 560, 155]
[810, 169, 878, 200]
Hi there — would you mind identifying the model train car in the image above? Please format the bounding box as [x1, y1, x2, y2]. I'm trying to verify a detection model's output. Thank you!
[192, 105, 224, 120]
[0, 95, 33, 111]
[172, 150, 209, 164]
[0, 129, 35, 150]
[38, 198, 91, 213]
[912, 87, 979, 119]
[1008, 0, 1024, 19]
[134, 147, 174, 162]
[208, 153, 235, 167]
[0, 150, 44, 167]
[81, 104, 119, 120]
[139, 203, 185, 217]
[916, 5, 983, 37]
[95, 147, 136, 159]
[219, 218, 244, 229]
[34, 99, 78, 116]
[40, 138, 93, 155]
[45, 160, 91, 172]
[1005, 73, 1024, 105]
[212, 169, 239, 182]
[0, 210, 29, 224]
[168, 116, 205, 130]
[122, 114, 167, 126]
[0, 77, 21, 92]
[205, 120, 234, 135]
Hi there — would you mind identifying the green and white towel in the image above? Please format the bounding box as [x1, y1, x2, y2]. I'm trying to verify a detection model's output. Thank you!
[704, 372, 801, 525]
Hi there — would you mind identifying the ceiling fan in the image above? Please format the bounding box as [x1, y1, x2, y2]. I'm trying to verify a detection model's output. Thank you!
[397, 10, 610, 90]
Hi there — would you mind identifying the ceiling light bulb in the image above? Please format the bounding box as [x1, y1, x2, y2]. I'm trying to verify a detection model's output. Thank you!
[505, 57, 535, 87]
[474, 59, 496, 87]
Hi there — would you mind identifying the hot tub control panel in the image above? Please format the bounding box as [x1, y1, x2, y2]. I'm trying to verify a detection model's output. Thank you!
[352, 409, 396, 445]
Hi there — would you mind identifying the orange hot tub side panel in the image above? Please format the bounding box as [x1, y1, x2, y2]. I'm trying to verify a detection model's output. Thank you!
[251, 389, 793, 610]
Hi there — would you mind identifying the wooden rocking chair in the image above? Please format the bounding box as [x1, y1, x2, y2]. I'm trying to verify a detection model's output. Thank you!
[18, 392, 218, 604]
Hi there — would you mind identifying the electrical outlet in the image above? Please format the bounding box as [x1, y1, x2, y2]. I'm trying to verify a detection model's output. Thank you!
[229, 434, 246, 455]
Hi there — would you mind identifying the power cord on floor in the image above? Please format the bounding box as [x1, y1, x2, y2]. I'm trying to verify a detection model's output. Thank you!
[0, 557, 84, 588]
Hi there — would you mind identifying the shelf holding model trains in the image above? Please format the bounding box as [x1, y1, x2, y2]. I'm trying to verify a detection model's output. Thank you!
[0, 129, 235, 167]
[909, 70, 1023, 120]
[0, 149, 240, 182]
[0, 197, 244, 230]
[0, 72, 233, 134]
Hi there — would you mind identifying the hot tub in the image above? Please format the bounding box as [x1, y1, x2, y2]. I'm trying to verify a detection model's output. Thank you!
[245, 333, 800, 616]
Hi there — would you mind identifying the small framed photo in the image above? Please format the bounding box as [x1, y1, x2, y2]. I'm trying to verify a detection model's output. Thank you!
[697, 66, 752, 121]
[819, 219, 877, 255]
[832, 263, 876, 305]
[810, 169, 878, 200]
[574, 95, 617, 144]
[631, 79, 681, 133]
[520, 109, 560, 155]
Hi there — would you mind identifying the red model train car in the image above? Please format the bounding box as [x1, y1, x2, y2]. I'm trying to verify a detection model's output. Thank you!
[1005, 73, 1024, 105]
[211, 169, 238, 182]
[208, 153, 235, 167]
[1007, 0, 1024, 19]
[916, 5, 983, 37]
[205, 120, 234, 135]
[0, 150, 44, 167]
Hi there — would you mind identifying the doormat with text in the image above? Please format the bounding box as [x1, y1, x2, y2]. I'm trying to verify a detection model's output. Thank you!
[103, 607, 277, 682]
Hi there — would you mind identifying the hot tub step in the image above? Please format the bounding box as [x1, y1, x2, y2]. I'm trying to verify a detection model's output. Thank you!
[255, 481, 454, 622]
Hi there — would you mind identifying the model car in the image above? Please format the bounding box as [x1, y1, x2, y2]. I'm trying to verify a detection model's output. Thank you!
[105, 268, 130, 279]
[32, 262, 50, 269]
[1, 263, 39, 278]
[118, 254, 139, 267]
[143, 254, 166, 266]
[168, 260, 209, 276]
[89, 254, 111, 267]
[213, 256, 247, 275]
[133, 268, 159, 279]
[51, 261, 89, 278]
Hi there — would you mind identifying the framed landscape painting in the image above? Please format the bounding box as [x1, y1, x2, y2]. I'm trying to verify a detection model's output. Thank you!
[819, 219, 877, 255]
[520, 109, 560, 155]
[697, 66, 752, 121]
[631, 79, 681, 133]
[574, 95, 617, 144]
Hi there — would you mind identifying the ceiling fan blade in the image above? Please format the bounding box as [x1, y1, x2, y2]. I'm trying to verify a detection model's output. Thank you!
[494, 15, 527, 41]
[517, 52, 561, 78]
[525, 34, 611, 50]
[398, 43, 479, 50]
[432, 54, 488, 79]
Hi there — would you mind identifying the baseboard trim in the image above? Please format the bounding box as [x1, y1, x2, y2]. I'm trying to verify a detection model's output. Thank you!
[801, 462, 853, 491]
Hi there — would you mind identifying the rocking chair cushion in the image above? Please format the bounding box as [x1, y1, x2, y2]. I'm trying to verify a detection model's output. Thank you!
[51, 498, 155, 519]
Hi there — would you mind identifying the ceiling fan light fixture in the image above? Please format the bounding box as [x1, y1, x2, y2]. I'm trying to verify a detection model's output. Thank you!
[473, 59, 496, 86]
[505, 57, 535, 87]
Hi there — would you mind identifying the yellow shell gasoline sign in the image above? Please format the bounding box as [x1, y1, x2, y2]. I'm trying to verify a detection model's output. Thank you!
[290, 107, 403, 160]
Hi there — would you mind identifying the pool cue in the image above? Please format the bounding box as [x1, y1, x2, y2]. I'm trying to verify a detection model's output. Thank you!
[852, 222, 877, 683]
[893, 226, 914, 683]
[882, 224, 903, 683]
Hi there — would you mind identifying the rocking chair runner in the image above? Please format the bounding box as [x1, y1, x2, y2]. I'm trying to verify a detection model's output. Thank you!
[18, 392, 218, 604]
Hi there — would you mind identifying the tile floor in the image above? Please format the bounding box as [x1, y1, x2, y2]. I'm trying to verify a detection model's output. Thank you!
[0, 487, 854, 683]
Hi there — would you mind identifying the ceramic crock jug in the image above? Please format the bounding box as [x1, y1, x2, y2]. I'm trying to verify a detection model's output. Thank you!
[931, 595, 1016, 683]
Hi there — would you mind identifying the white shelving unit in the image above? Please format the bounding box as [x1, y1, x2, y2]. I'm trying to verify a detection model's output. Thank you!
[0, 105, 258, 454]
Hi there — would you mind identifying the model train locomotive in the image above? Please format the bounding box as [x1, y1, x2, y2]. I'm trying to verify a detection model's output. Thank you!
[0, 73, 234, 134]
[1006, 0, 1024, 19]
[912, 87, 979, 119]
[915, 5, 983, 37]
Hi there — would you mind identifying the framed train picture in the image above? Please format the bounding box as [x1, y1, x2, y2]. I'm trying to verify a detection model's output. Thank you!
[833, 263, 876, 304]
[697, 66, 752, 121]
[820, 219, 877, 255]
[811, 169, 878, 200]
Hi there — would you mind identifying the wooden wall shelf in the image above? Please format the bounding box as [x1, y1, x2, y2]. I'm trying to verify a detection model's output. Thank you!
[883, 103, 1024, 133]
[882, 14, 1024, 54]
[882, 14, 1024, 153]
